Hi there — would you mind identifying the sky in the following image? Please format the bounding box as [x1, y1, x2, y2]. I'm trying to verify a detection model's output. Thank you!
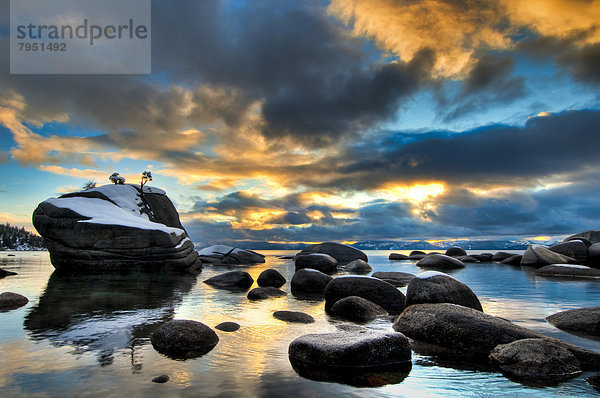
[1, 0, 599, 246]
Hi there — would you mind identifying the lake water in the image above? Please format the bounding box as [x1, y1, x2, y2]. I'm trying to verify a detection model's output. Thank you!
[1, 250, 600, 397]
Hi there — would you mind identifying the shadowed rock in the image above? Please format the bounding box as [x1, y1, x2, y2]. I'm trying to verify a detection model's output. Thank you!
[405, 271, 482, 311]
[289, 329, 411, 368]
[492, 252, 517, 262]
[257, 269, 286, 288]
[500, 255, 522, 265]
[298, 242, 367, 264]
[564, 230, 600, 245]
[393, 303, 600, 368]
[151, 319, 219, 359]
[489, 338, 582, 385]
[247, 287, 287, 300]
[345, 259, 372, 274]
[521, 245, 579, 268]
[324, 276, 405, 315]
[371, 272, 415, 287]
[588, 373, 600, 392]
[445, 247, 467, 257]
[329, 296, 388, 323]
[215, 322, 240, 332]
[152, 375, 170, 383]
[0, 292, 29, 311]
[197, 245, 265, 265]
[549, 240, 589, 264]
[389, 253, 409, 260]
[295, 254, 337, 274]
[471, 253, 493, 262]
[290, 269, 333, 296]
[0, 268, 17, 278]
[547, 307, 600, 338]
[590, 243, 600, 266]
[535, 264, 600, 279]
[417, 254, 466, 270]
[273, 311, 315, 324]
[203, 271, 254, 290]
[458, 256, 479, 263]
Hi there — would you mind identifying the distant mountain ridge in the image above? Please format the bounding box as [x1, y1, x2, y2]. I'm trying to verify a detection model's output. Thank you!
[197, 239, 555, 251]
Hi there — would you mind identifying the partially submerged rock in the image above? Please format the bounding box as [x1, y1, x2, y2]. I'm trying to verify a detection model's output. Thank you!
[257, 269, 286, 288]
[289, 329, 411, 369]
[215, 322, 240, 332]
[393, 303, 600, 368]
[247, 287, 287, 300]
[371, 271, 415, 287]
[489, 338, 582, 385]
[152, 375, 170, 383]
[298, 242, 367, 264]
[32, 184, 199, 272]
[0, 268, 17, 278]
[492, 252, 517, 262]
[405, 271, 483, 311]
[324, 276, 405, 315]
[273, 311, 315, 324]
[389, 253, 409, 260]
[0, 292, 29, 311]
[329, 296, 388, 323]
[547, 307, 600, 338]
[151, 319, 219, 359]
[203, 271, 254, 290]
[535, 264, 600, 279]
[345, 259, 372, 274]
[500, 255, 522, 265]
[445, 247, 467, 257]
[295, 253, 337, 274]
[290, 268, 333, 296]
[521, 245, 579, 268]
[197, 245, 265, 265]
[417, 254, 466, 270]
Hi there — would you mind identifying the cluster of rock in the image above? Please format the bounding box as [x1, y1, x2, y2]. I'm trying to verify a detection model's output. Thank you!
[197, 245, 265, 265]
[32, 184, 200, 272]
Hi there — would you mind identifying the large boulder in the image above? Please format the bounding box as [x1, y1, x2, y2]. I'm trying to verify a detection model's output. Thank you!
[345, 259, 372, 274]
[549, 240, 589, 264]
[32, 184, 199, 272]
[289, 329, 411, 369]
[295, 254, 337, 274]
[151, 319, 219, 359]
[197, 245, 265, 265]
[0, 292, 29, 311]
[371, 271, 415, 287]
[324, 276, 405, 315]
[405, 271, 483, 311]
[535, 264, 600, 279]
[590, 243, 600, 266]
[393, 303, 600, 367]
[489, 338, 582, 385]
[564, 230, 600, 245]
[257, 269, 286, 288]
[203, 271, 254, 290]
[288, 330, 411, 387]
[417, 254, 466, 270]
[547, 307, 600, 337]
[290, 269, 333, 296]
[329, 296, 388, 323]
[521, 245, 579, 268]
[298, 242, 367, 264]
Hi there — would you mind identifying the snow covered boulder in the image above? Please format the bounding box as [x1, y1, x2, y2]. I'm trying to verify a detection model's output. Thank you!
[32, 184, 199, 272]
[197, 245, 265, 265]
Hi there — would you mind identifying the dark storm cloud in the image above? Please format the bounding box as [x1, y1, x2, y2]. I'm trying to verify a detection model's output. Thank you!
[441, 55, 527, 121]
[304, 109, 600, 190]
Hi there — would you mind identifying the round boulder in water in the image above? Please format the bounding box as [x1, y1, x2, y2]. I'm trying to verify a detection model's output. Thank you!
[324, 276, 405, 315]
[0, 292, 29, 311]
[290, 268, 333, 296]
[151, 320, 219, 359]
[345, 259, 372, 274]
[203, 271, 254, 290]
[417, 254, 466, 270]
[405, 271, 483, 311]
[329, 296, 388, 323]
[273, 311, 315, 324]
[257, 269, 286, 288]
[295, 254, 337, 274]
[445, 247, 467, 257]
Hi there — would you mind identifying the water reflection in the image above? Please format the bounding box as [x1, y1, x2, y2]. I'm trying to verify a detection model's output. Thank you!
[24, 271, 196, 366]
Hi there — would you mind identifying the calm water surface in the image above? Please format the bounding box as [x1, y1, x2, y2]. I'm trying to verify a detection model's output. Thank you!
[1, 250, 600, 397]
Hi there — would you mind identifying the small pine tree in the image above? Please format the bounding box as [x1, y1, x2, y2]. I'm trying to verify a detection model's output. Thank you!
[109, 172, 125, 185]
[82, 180, 97, 190]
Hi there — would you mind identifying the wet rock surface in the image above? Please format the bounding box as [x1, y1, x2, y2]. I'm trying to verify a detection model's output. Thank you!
[290, 269, 333, 296]
[329, 296, 388, 322]
[0, 292, 29, 311]
[247, 287, 287, 300]
[405, 272, 483, 311]
[298, 242, 367, 264]
[324, 276, 405, 315]
[203, 271, 254, 290]
[151, 320, 219, 359]
[273, 311, 315, 324]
